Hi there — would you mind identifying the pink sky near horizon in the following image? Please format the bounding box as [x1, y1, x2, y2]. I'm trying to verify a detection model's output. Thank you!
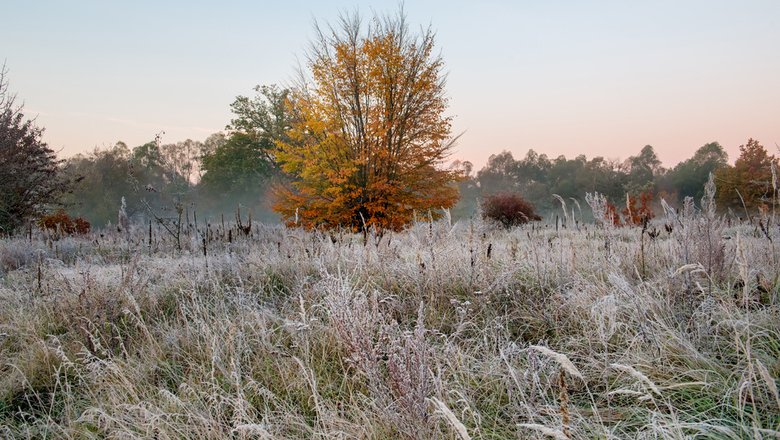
[3, 1, 779, 170]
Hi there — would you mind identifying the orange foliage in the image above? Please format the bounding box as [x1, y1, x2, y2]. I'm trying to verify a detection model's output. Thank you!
[605, 202, 622, 226]
[38, 210, 91, 235]
[622, 192, 655, 226]
[599, 192, 654, 227]
[273, 13, 460, 231]
[715, 138, 779, 212]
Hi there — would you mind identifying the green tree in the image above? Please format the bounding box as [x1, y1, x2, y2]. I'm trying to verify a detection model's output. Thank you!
[197, 85, 289, 220]
[449, 160, 479, 220]
[477, 150, 556, 214]
[514, 150, 554, 212]
[661, 142, 728, 203]
[477, 151, 520, 194]
[228, 85, 291, 152]
[474, 150, 629, 218]
[0, 65, 64, 234]
[581, 156, 626, 202]
[199, 132, 277, 218]
[625, 145, 663, 194]
[130, 136, 191, 194]
[63, 143, 137, 226]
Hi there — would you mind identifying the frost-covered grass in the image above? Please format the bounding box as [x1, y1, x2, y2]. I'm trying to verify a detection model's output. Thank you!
[1, 207, 779, 439]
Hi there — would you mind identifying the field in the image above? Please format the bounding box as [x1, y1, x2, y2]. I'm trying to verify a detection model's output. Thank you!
[1, 203, 779, 439]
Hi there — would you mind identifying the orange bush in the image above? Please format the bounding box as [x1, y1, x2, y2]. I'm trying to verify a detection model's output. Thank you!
[622, 192, 654, 226]
[605, 202, 622, 226]
[38, 210, 91, 235]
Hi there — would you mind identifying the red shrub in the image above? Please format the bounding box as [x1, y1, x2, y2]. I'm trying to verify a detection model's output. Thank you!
[605, 201, 622, 226]
[38, 210, 91, 236]
[622, 192, 654, 226]
[72, 216, 91, 234]
[482, 192, 541, 228]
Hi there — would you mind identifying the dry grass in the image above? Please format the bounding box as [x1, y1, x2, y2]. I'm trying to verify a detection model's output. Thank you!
[1, 202, 779, 438]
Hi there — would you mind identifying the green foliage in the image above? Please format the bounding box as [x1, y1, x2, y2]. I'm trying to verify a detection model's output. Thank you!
[199, 133, 275, 216]
[660, 142, 728, 203]
[624, 145, 663, 194]
[228, 84, 290, 146]
[64, 136, 201, 228]
[62, 143, 137, 226]
[470, 150, 627, 220]
[201, 133, 271, 192]
[196, 85, 289, 221]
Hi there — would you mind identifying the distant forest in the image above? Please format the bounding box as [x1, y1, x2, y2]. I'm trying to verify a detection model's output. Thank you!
[58, 78, 780, 229]
[60, 121, 778, 228]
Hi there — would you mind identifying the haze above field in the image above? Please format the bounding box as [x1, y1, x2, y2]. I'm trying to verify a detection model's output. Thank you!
[2, 0, 779, 168]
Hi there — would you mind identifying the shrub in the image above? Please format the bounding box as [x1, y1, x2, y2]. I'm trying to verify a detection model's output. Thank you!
[482, 192, 540, 228]
[622, 191, 655, 226]
[38, 210, 91, 236]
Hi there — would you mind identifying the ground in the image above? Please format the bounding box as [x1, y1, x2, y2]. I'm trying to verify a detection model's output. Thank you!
[1, 208, 779, 439]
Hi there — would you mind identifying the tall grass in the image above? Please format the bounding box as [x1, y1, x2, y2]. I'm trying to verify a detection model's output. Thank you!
[1, 201, 778, 438]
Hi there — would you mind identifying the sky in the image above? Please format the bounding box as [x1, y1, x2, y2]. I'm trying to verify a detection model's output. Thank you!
[2, 0, 779, 170]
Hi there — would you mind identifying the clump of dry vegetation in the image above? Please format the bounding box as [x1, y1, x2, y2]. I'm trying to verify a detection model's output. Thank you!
[482, 192, 541, 228]
[1, 187, 779, 438]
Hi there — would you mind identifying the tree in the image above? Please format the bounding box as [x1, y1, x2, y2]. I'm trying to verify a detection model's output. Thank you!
[62, 143, 137, 226]
[716, 138, 778, 213]
[661, 142, 728, 203]
[0, 65, 64, 234]
[197, 86, 289, 219]
[274, 9, 460, 231]
[201, 133, 272, 193]
[477, 151, 519, 194]
[625, 145, 663, 194]
[449, 160, 479, 220]
[228, 84, 291, 157]
[513, 150, 553, 212]
[482, 192, 540, 228]
[476, 150, 555, 214]
[130, 135, 192, 194]
[160, 138, 202, 185]
[199, 132, 277, 219]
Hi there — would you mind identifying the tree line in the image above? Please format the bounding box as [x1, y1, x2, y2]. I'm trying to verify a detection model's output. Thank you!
[2, 9, 778, 235]
[56, 130, 778, 230]
[455, 140, 778, 222]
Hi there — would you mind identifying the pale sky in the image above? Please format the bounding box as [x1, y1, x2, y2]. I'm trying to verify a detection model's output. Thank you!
[3, 0, 779, 169]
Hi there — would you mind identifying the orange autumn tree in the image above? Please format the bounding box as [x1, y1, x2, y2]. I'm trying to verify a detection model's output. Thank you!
[716, 138, 779, 213]
[274, 10, 460, 231]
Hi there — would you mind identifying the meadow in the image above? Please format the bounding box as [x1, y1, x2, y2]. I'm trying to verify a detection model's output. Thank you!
[1, 195, 779, 439]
